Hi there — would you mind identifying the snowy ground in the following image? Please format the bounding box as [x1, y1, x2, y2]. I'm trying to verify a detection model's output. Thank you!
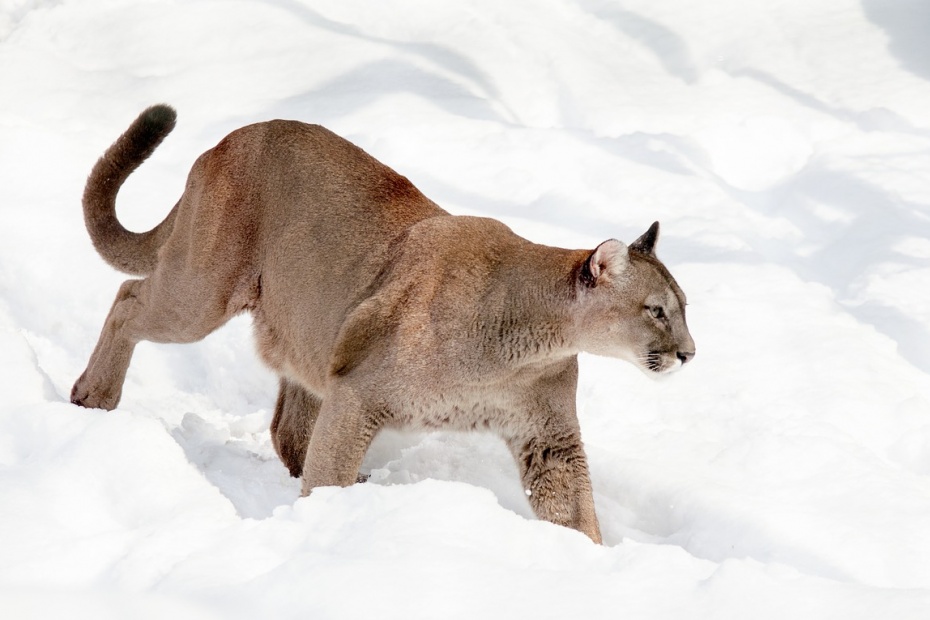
[2, 0, 930, 617]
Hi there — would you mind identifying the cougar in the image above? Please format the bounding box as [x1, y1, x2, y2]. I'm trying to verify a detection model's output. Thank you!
[71, 105, 695, 543]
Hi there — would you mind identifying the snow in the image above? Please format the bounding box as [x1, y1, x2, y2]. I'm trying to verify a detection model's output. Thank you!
[2, 0, 930, 617]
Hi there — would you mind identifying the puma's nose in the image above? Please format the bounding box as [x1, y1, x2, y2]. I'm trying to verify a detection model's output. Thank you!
[677, 351, 695, 364]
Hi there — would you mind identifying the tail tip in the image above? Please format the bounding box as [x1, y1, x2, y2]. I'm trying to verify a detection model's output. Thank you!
[140, 103, 177, 133]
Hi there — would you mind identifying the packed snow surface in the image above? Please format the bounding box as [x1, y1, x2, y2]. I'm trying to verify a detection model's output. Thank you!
[3, 0, 930, 618]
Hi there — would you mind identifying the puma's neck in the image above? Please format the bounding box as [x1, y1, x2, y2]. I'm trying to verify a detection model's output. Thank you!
[481, 244, 589, 366]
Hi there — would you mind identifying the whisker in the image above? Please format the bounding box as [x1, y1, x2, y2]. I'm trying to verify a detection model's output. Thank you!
[637, 350, 663, 372]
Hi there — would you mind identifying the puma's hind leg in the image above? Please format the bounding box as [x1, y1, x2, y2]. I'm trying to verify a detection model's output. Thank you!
[72, 261, 244, 410]
[271, 377, 321, 478]
[71, 279, 148, 410]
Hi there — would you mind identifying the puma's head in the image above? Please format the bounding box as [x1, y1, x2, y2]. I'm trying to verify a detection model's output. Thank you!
[576, 222, 695, 375]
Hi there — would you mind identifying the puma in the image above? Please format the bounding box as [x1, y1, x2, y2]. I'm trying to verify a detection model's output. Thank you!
[72, 105, 695, 543]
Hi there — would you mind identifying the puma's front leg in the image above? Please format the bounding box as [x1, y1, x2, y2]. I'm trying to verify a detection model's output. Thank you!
[299, 382, 386, 495]
[504, 358, 602, 543]
[509, 429, 602, 544]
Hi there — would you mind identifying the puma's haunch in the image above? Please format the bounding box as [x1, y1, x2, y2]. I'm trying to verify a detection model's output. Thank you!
[72, 105, 696, 543]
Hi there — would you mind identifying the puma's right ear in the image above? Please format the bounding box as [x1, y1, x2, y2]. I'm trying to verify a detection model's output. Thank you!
[580, 239, 628, 287]
[630, 221, 660, 256]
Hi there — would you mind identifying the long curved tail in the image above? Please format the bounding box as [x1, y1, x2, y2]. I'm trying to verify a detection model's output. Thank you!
[82, 104, 180, 276]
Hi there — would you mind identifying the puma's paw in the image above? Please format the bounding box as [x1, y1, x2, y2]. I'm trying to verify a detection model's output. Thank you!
[70, 374, 121, 411]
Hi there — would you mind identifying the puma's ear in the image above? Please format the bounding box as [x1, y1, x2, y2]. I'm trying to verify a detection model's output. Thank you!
[629, 221, 660, 256]
[580, 239, 628, 287]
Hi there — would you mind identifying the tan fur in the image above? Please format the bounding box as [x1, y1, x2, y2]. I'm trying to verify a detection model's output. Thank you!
[72, 105, 696, 543]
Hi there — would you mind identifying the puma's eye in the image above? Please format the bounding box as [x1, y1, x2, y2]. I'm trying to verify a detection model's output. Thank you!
[648, 305, 665, 319]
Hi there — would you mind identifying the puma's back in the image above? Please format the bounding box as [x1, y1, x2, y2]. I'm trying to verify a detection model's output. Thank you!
[187, 120, 448, 389]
